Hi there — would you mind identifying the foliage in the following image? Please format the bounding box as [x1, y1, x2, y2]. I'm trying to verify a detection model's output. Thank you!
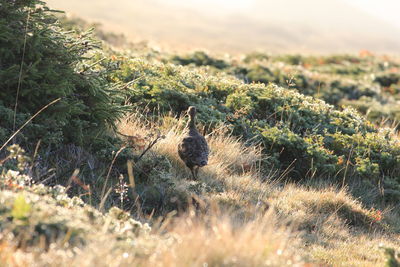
[0, 0, 126, 149]
[171, 51, 400, 128]
[106, 56, 400, 200]
[57, 15, 129, 47]
[3, 7, 399, 201]
[0, 184, 148, 249]
[171, 51, 229, 69]
[239, 54, 400, 127]
[0, 139, 397, 266]
[11, 194, 31, 220]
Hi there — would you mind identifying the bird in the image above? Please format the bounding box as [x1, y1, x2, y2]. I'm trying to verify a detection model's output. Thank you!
[178, 106, 209, 180]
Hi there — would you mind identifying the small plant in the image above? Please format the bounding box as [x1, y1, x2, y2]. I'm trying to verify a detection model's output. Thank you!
[368, 208, 383, 223]
[11, 194, 32, 221]
[0, 144, 32, 191]
[115, 174, 129, 209]
[0, 144, 31, 171]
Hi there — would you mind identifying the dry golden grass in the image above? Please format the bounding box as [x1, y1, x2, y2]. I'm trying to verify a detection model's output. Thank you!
[115, 112, 400, 266]
[117, 112, 273, 215]
[117, 112, 262, 182]
[311, 235, 396, 267]
[1, 112, 399, 266]
[269, 185, 400, 266]
[143, 212, 302, 267]
[0, 212, 304, 267]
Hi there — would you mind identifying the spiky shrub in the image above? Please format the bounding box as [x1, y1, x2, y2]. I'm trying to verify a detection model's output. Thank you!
[0, 0, 125, 148]
[108, 57, 400, 202]
[170, 51, 400, 128]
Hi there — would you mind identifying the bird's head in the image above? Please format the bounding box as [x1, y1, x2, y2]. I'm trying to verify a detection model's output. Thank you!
[187, 106, 197, 118]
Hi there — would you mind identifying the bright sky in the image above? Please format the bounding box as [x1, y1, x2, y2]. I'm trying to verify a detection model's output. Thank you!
[342, 0, 400, 28]
[188, 0, 255, 8]
[170, 0, 400, 28]
[168, 0, 256, 12]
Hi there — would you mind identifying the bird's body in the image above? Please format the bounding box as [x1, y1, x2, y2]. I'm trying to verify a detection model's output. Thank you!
[178, 106, 209, 179]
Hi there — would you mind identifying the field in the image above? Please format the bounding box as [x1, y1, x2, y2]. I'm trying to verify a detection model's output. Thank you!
[1, 1, 400, 266]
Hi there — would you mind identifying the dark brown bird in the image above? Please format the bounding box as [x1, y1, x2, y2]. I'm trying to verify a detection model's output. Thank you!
[178, 106, 209, 180]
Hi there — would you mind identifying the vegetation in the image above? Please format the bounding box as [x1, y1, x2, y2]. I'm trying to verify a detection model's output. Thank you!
[0, 0, 125, 149]
[1, 1, 400, 266]
[108, 55, 400, 204]
[173, 51, 400, 129]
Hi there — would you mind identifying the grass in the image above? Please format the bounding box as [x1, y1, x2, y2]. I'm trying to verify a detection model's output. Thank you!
[2, 63, 400, 265]
[0, 202, 301, 266]
[127, 109, 400, 264]
[117, 112, 400, 265]
[1, 110, 400, 266]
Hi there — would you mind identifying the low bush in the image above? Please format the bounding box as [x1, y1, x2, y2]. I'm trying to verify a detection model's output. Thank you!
[106, 56, 400, 201]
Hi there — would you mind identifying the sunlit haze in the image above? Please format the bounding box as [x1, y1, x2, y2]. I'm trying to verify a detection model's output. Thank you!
[343, 0, 400, 28]
[46, 0, 400, 54]
[170, 0, 400, 28]
[168, 0, 256, 12]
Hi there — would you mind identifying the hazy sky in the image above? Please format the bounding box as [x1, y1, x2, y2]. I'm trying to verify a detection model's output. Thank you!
[46, 0, 400, 54]
[168, 0, 400, 29]
[342, 0, 400, 28]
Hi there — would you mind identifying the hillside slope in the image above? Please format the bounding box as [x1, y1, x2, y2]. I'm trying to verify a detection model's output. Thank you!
[1, 2, 400, 266]
[1, 132, 400, 266]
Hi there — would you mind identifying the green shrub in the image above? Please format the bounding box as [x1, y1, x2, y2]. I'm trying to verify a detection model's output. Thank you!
[375, 73, 400, 87]
[108, 56, 400, 199]
[169, 51, 400, 129]
[0, 0, 125, 149]
[171, 51, 229, 69]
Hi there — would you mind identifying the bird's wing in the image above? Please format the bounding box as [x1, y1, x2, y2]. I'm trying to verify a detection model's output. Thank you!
[178, 136, 195, 161]
[198, 135, 209, 160]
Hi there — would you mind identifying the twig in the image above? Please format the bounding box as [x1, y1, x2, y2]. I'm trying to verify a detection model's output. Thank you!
[99, 187, 113, 212]
[119, 75, 145, 90]
[135, 135, 162, 164]
[100, 146, 126, 203]
[13, 8, 31, 133]
[28, 139, 41, 178]
[342, 144, 354, 188]
[1, 98, 61, 152]
[79, 57, 106, 74]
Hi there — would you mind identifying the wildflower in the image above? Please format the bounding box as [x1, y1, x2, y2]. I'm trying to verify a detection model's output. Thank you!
[115, 175, 129, 208]
[373, 210, 382, 222]
[370, 208, 383, 223]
